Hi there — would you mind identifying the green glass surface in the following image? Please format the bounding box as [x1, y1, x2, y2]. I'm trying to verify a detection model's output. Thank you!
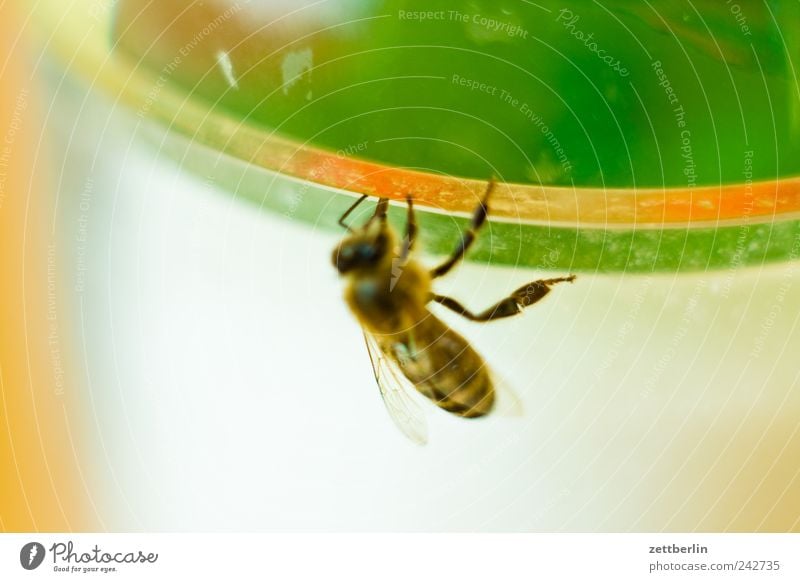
[114, 0, 800, 187]
[106, 0, 800, 272]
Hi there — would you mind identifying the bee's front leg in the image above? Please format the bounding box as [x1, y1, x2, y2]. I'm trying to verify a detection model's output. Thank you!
[430, 180, 495, 279]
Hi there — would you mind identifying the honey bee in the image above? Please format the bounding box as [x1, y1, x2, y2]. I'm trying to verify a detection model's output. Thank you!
[332, 180, 575, 443]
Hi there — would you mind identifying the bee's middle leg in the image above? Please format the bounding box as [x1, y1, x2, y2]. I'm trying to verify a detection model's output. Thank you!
[400, 196, 417, 261]
[430, 275, 576, 322]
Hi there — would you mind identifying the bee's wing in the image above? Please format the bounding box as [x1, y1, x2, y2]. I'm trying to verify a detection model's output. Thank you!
[363, 332, 429, 445]
[488, 371, 524, 417]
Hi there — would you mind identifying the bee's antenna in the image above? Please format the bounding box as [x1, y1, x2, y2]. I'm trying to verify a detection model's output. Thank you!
[338, 193, 369, 232]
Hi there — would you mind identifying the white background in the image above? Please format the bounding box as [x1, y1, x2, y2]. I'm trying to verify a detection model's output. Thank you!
[46, 71, 800, 532]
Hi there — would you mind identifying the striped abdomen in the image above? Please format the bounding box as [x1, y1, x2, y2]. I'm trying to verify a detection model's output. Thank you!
[380, 312, 495, 418]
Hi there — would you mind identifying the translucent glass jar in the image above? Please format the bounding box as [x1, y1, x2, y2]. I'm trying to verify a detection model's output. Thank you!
[32, 0, 800, 530]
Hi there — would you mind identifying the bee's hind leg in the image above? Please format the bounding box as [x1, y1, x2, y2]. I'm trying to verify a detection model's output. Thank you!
[430, 180, 495, 278]
[430, 275, 576, 322]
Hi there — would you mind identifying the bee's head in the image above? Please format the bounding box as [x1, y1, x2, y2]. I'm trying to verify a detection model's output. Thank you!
[332, 218, 393, 275]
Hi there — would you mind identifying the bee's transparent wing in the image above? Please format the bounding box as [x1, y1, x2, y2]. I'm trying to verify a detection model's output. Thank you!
[489, 371, 524, 417]
[363, 332, 428, 445]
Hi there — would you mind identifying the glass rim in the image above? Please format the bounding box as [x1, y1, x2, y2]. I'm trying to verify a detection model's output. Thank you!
[32, 0, 800, 272]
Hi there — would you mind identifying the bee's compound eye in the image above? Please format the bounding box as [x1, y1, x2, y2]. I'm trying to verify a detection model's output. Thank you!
[333, 244, 358, 273]
[357, 244, 377, 261]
